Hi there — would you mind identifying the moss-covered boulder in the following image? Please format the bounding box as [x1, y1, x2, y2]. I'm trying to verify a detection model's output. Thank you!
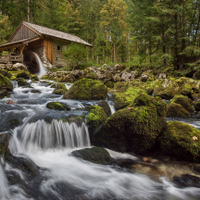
[113, 82, 129, 93]
[71, 147, 113, 165]
[0, 73, 13, 91]
[16, 78, 29, 87]
[46, 102, 71, 111]
[155, 88, 176, 100]
[86, 106, 107, 140]
[53, 83, 68, 95]
[93, 95, 167, 154]
[0, 69, 12, 79]
[0, 73, 13, 98]
[53, 89, 67, 95]
[145, 87, 154, 95]
[16, 71, 30, 79]
[194, 101, 200, 111]
[112, 87, 145, 110]
[166, 103, 190, 118]
[98, 100, 111, 117]
[171, 95, 194, 113]
[63, 78, 108, 100]
[160, 121, 200, 162]
[105, 81, 114, 88]
[0, 133, 11, 158]
[31, 75, 39, 81]
[56, 83, 68, 90]
[151, 96, 168, 117]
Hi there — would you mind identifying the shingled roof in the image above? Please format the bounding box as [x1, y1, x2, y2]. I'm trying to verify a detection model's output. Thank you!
[0, 21, 92, 49]
[20, 21, 92, 47]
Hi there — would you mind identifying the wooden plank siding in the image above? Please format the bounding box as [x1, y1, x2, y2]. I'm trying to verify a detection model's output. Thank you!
[11, 25, 38, 42]
[43, 38, 53, 64]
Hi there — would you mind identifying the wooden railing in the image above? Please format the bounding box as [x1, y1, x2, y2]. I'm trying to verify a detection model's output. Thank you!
[0, 54, 23, 63]
[10, 55, 23, 62]
[0, 55, 9, 63]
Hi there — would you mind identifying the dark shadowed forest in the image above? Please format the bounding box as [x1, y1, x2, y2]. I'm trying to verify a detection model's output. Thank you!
[1, 0, 200, 71]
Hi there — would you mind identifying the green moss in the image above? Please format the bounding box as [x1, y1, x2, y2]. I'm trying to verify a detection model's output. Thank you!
[40, 75, 50, 80]
[105, 81, 114, 88]
[114, 82, 129, 93]
[160, 121, 200, 162]
[16, 78, 28, 87]
[86, 106, 107, 124]
[133, 93, 150, 106]
[56, 83, 68, 91]
[171, 95, 194, 113]
[53, 89, 67, 95]
[98, 100, 111, 117]
[94, 99, 167, 154]
[10, 76, 16, 80]
[167, 103, 189, 118]
[64, 78, 108, 100]
[0, 133, 11, 157]
[0, 73, 13, 92]
[31, 75, 39, 81]
[151, 96, 168, 117]
[113, 87, 145, 110]
[71, 147, 113, 165]
[46, 102, 70, 111]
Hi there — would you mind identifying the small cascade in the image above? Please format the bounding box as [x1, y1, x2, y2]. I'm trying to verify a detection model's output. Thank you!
[14, 120, 90, 152]
[107, 100, 116, 114]
[0, 163, 9, 199]
[33, 53, 46, 78]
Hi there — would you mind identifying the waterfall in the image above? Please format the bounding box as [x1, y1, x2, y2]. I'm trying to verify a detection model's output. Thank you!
[107, 100, 116, 114]
[12, 120, 91, 153]
[33, 53, 46, 78]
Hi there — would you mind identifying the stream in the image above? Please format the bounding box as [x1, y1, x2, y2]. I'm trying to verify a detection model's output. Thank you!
[0, 80, 200, 200]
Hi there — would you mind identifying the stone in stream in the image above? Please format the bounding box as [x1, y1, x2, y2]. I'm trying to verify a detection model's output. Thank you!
[46, 102, 71, 111]
[0, 73, 13, 99]
[0, 133, 39, 179]
[16, 78, 29, 87]
[93, 94, 167, 154]
[16, 71, 30, 79]
[98, 100, 111, 117]
[52, 82, 68, 95]
[173, 174, 200, 188]
[166, 103, 190, 118]
[171, 95, 194, 113]
[63, 78, 108, 100]
[85, 106, 107, 141]
[71, 147, 113, 165]
[160, 121, 200, 162]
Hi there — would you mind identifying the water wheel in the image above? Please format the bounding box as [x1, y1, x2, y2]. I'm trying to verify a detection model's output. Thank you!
[24, 52, 40, 74]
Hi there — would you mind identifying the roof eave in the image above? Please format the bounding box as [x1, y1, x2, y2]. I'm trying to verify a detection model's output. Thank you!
[42, 34, 93, 47]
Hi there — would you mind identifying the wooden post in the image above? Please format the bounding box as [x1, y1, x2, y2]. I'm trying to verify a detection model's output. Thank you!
[8, 47, 14, 63]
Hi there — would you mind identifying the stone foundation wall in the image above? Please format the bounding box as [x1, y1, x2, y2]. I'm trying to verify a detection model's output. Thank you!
[53, 40, 68, 67]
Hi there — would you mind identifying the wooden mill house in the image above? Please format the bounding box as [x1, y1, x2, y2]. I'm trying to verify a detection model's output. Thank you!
[0, 21, 92, 73]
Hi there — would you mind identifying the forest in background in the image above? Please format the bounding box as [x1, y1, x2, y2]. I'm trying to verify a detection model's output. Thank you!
[1, 0, 200, 72]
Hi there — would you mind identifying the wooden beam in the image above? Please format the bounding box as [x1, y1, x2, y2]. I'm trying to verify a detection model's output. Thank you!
[23, 37, 40, 44]
[19, 45, 26, 54]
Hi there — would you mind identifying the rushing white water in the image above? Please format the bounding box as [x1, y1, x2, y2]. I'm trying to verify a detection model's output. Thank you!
[2, 80, 200, 200]
[33, 53, 46, 78]
[0, 163, 9, 199]
[11, 120, 90, 152]
[107, 100, 116, 114]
